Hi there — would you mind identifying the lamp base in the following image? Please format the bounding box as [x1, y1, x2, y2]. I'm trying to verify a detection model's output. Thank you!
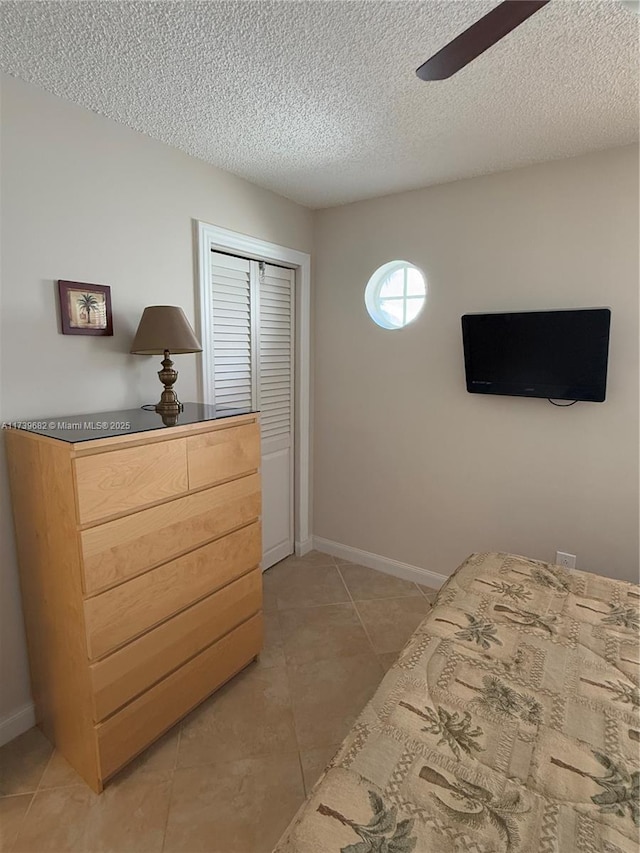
[156, 350, 184, 426]
[155, 395, 183, 427]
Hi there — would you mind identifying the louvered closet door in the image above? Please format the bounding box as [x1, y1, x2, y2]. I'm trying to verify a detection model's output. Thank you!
[258, 263, 295, 569]
[209, 252, 255, 411]
[209, 252, 294, 570]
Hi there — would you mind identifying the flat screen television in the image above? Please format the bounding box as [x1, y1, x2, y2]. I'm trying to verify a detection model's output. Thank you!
[461, 309, 611, 403]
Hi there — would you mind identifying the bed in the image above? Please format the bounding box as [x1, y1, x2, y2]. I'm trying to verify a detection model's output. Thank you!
[274, 552, 640, 853]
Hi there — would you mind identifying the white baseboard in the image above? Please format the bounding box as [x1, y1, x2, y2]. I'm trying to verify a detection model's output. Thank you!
[0, 702, 35, 747]
[312, 537, 448, 589]
[295, 538, 314, 557]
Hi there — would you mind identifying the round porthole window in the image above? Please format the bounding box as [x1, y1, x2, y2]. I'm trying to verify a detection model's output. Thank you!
[365, 260, 427, 330]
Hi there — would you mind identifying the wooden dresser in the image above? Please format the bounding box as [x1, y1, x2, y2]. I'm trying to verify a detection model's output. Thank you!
[5, 406, 262, 792]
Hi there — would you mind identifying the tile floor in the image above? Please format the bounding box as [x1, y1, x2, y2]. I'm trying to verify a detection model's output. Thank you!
[0, 552, 438, 853]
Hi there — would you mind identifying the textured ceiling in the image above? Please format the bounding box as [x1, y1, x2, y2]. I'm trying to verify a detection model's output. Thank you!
[0, 1, 638, 208]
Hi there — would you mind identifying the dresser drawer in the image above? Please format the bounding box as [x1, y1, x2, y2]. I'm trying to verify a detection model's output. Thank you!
[96, 613, 262, 779]
[84, 522, 261, 659]
[80, 473, 261, 594]
[75, 439, 188, 525]
[187, 422, 260, 491]
[90, 569, 262, 721]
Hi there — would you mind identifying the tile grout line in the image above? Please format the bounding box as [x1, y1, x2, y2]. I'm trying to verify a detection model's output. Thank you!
[269, 554, 415, 777]
[7, 753, 46, 853]
[334, 563, 384, 671]
[418, 583, 438, 603]
[335, 561, 438, 666]
[0, 791, 38, 801]
[26, 781, 86, 794]
[280, 554, 355, 786]
[277, 599, 356, 611]
[160, 726, 183, 853]
[6, 789, 36, 853]
[284, 555, 379, 795]
[277, 590, 430, 610]
[34, 746, 55, 794]
[173, 724, 183, 772]
[276, 606, 308, 802]
[273, 554, 433, 666]
[11, 739, 57, 845]
[296, 749, 308, 799]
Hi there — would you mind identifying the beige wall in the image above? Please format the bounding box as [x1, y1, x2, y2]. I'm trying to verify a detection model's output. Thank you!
[0, 75, 314, 726]
[313, 145, 639, 584]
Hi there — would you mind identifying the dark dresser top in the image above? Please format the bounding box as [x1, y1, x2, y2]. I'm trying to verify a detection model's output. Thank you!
[5, 403, 257, 443]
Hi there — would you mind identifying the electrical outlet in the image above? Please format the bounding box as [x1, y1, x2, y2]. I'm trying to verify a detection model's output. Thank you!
[555, 551, 576, 569]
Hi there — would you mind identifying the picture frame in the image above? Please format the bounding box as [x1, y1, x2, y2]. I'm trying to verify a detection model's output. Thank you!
[58, 280, 113, 336]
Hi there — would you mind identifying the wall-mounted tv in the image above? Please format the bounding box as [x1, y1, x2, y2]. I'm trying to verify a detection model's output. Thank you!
[461, 309, 611, 403]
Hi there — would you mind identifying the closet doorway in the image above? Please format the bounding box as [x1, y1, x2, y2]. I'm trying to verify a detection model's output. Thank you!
[197, 222, 311, 569]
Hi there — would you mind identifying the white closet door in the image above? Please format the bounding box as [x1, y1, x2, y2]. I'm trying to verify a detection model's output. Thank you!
[209, 252, 255, 410]
[258, 262, 295, 569]
[208, 251, 294, 570]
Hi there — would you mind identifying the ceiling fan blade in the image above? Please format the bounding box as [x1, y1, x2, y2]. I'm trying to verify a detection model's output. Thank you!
[416, 0, 551, 81]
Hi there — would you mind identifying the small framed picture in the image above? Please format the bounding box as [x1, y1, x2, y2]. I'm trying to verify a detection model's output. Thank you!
[58, 280, 113, 336]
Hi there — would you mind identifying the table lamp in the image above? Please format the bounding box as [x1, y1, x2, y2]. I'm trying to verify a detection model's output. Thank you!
[130, 305, 202, 425]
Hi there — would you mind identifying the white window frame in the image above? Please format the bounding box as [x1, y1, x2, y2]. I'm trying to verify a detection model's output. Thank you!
[365, 260, 427, 330]
[196, 220, 312, 556]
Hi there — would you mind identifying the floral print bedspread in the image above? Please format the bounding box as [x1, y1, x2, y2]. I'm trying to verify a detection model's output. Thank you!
[273, 552, 640, 853]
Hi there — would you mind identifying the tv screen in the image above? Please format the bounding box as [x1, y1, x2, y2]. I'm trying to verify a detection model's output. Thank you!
[461, 309, 611, 402]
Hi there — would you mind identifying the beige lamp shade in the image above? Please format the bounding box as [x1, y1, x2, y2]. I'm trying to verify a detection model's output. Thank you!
[130, 306, 202, 355]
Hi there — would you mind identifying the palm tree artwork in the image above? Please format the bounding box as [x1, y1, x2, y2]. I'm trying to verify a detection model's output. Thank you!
[492, 604, 557, 636]
[529, 566, 571, 592]
[317, 790, 417, 852]
[575, 602, 639, 632]
[454, 675, 543, 725]
[434, 613, 503, 650]
[419, 764, 529, 852]
[398, 701, 484, 759]
[601, 605, 640, 631]
[579, 677, 640, 707]
[550, 751, 639, 826]
[76, 292, 101, 325]
[474, 580, 532, 603]
[508, 564, 570, 593]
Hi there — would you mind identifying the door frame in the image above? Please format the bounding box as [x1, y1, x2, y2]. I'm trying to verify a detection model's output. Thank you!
[195, 220, 312, 556]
